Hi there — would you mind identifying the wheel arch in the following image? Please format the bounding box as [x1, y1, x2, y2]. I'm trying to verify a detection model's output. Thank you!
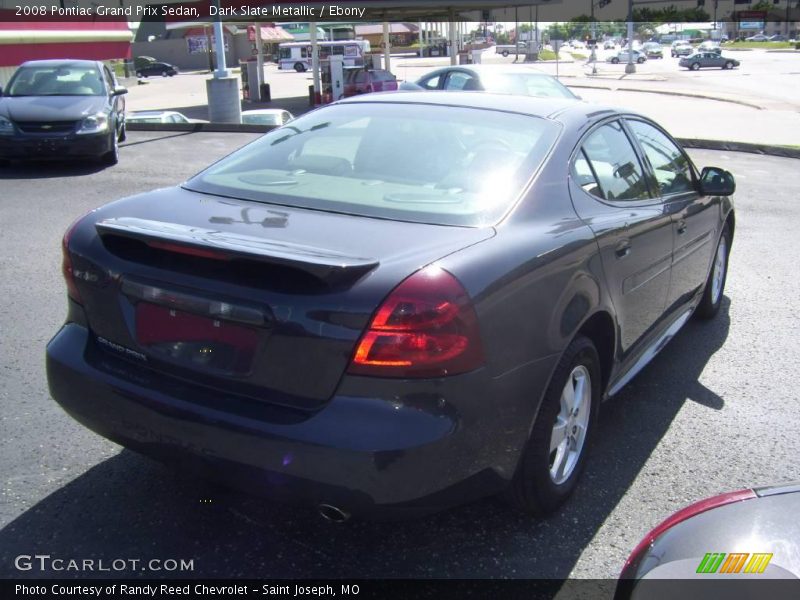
[574, 310, 616, 394]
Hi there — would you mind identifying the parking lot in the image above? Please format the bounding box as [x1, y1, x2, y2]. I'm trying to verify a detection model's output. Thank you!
[1, 131, 799, 579]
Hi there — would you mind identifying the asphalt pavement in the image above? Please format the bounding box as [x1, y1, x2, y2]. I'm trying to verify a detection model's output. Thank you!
[0, 132, 799, 581]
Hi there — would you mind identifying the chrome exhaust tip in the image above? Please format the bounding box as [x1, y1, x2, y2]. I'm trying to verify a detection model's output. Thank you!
[318, 503, 351, 523]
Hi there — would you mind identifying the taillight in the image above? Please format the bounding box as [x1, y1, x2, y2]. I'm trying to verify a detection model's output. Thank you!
[347, 266, 484, 378]
[62, 215, 87, 304]
[619, 488, 756, 580]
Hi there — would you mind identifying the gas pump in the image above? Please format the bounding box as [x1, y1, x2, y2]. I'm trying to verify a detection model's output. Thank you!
[320, 55, 345, 104]
[240, 59, 268, 102]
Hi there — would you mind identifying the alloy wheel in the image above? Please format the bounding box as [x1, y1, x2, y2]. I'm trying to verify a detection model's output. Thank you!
[711, 236, 727, 305]
[549, 365, 591, 485]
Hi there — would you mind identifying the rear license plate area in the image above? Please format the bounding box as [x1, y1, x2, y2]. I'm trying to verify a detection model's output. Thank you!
[135, 302, 258, 375]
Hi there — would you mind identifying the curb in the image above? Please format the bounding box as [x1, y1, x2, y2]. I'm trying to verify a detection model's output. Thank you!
[127, 122, 275, 134]
[563, 83, 764, 110]
[125, 123, 800, 160]
[677, 138, 800, 159]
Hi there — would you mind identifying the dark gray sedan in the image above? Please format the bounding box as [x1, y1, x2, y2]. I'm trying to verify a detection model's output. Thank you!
[680, 52, 741, 70]
[47, 93, 735, 520]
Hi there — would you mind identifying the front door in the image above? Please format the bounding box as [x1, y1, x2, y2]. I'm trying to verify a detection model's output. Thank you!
[626, 118, 719, 310]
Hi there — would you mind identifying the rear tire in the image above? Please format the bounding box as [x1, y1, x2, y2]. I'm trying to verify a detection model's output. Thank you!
[505, 336, 601, 516]
[611, 57, 619, 64]
[136, 71, 143, 78]
[502, 50, 509, 57]
[294, 63, 306, 73]
[695, 224, 731, 320]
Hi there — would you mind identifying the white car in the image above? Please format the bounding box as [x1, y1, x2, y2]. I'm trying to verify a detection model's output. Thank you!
[240, 109, 295, 127]
[125, 111, 207, 124]
[607, 49, 646, 64]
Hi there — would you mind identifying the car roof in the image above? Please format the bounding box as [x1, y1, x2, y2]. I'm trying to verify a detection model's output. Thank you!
[337, 91, 625, 125]
[424, 64, 551, 77]
[20, 59, 99, 68]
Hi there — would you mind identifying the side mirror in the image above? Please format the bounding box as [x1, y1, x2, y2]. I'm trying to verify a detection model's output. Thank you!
[112, 85, 128, 96]
[700, 166, 736, 196]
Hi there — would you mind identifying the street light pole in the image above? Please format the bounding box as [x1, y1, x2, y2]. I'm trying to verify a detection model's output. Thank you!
[590, 0, 597, 75]
[626, 0, 636, 74]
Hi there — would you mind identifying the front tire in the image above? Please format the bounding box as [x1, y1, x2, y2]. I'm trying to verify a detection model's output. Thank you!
[101, 128, 119, 166]
[506, 336, 601, 516]
[611, 57, 619, 64]
[294, 62, 306, 73]
[724, 61, 734, 70]
[637, 57, 645, 64]
[695, 224, 731, 320]
[502, 50, 509, 57]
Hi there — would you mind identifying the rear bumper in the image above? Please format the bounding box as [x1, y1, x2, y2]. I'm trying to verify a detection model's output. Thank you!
[0, 131, 110, 160]
[47, 322, 555, 517]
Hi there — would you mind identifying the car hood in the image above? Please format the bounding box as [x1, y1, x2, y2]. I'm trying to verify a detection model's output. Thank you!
[0, 95, 107, 122]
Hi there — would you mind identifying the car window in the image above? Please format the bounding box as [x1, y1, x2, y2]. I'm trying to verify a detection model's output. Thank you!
[571, 151, 603, 199]
[444, 72, 476, 91]
[419, 74, 441, 90]
[628, 120, 695, 196]
[354, 71, 368, 84]
[481, 73, 575, 99]
[370, 70, 396, 82]
[186, 103, 561, 227]
[580, 121, 651, 202]
[102, 66, 115, 90]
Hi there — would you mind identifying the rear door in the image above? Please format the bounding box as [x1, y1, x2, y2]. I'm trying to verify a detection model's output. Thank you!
[569, 119, 673, 355]
[626, 118, 719, 310]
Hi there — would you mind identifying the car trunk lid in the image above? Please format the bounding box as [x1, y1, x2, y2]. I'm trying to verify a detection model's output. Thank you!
[66, 187, 493, 410]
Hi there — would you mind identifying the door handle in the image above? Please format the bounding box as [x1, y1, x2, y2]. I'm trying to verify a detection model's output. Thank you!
[677, 220, 688, 235]
[615, 240, 631, 259]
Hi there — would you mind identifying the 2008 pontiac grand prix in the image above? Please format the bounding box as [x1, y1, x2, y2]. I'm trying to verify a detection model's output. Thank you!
[47, 92, 735, 520]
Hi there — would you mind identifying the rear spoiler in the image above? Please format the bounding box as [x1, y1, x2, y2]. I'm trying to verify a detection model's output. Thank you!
[96, 217, 379, 286]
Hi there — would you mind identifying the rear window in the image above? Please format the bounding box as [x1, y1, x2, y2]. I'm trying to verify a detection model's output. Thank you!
[185, 103, 560, 227]
[481, 73, 577, 99]
[370, 70, 396, 82]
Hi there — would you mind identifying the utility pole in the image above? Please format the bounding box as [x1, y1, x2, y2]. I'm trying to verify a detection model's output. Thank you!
[714, 0, 719, 30]
[590, 0, 597, 75]
[626, 0, 636, 74]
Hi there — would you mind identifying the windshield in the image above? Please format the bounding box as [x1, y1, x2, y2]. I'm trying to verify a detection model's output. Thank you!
[6, 65, 105, 97]
[480, 73, 577, 99]
[185, 103, 560, 227]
